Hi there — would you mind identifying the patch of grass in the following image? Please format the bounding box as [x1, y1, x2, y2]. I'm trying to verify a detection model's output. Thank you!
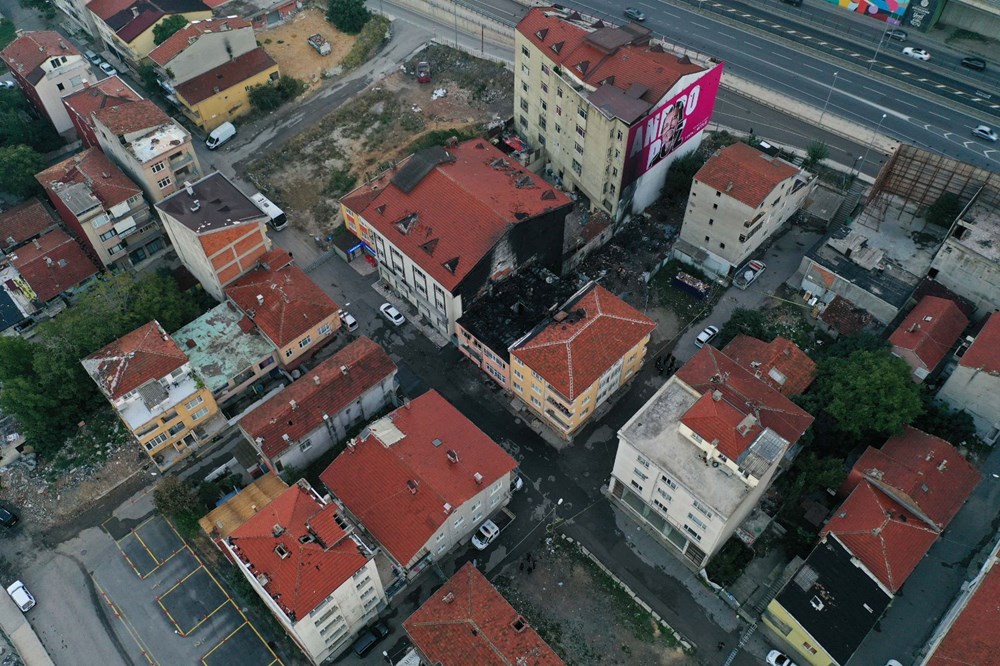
[650, 259, 721, 320]
[405, 126, 480, 153]
[0, 19, 16, 54]
[325, 167, 357, 198]
[946, 28, 991, 44]
[342, 14, 390, 70]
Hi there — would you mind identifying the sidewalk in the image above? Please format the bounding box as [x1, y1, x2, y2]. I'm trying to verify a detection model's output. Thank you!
[0, 594, 55, 666]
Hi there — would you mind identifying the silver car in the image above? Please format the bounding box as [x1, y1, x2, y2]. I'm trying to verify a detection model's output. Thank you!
[972, 125, 998, 142]
[695, 325, 719, 348]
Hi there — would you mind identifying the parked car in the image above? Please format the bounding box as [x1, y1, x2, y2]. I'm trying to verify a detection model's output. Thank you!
[961, 56, 987, 72]
[972, 125, 998, 142]
[379, 303, 405, 326]
[733, 259, 766, 290]
[206, 121, 236, 150]
[471, 519, 500, 550]
[84, 49, 102, 65]
[694, 325, 719, 348]
[6, 581, 35, 612]
[0, 506, 18, 528]
[902, 47, 930, 61]
[766, 650, 798, 666]
[99, 61, 117, 76]
[885, 28, 907, 42]
[339, 310, 359, 332]
[351, 621, 389, 657]
[0, 80, 15, 90]
[511, 473, 524, 492]
[624, 6, 645, 21]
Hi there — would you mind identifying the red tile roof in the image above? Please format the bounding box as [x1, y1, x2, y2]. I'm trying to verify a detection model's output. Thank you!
[0, 32, 81, 84]
[404, 562, 564, 666]
[148, 17, 252, 65]
[36, 147, 142, 208]
[925, 558, 1000, 666]
[680, 391, 761, 461]
[93, 0, 211, 43]
[225, 248, 340, 348]
[10, 229, 99, 302]
[722, 335, 817, 396]
[63, 76, 143, 126]
[695, 143, 801, 209]
[959, 311, 1000, 374]
[516, 8, 703, 121]
[83, 320, 188, 400]
[511, 285, 654, 400]
[239, 337, 397, 458]
[0, 199, 57, 250]
[175, 47, 276, 106]
[341, 139, 573, 292]
[93, 98, 171, 135]
[675, 346, 814, 450]
[889, 296, 968, 373]
[821, 481, 938, 593]
[842, 426, 981, 530]
[320, 391, 517, 566]
[229, 481, 369, 620]
[86, 0, 135, 21]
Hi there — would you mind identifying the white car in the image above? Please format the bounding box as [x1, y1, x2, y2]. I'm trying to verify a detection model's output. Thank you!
[471, 519, 500, 550]
[902, 47, 930, 61]
[0, 81, 15, 89]
[6, 581, 35, 612]
[99, 61, 118, 76]
[695, 325, 720, 348]
[379, 303, 405, 326]
[766, 650, 798, 666]
[972, 125, 998, 142]
[338, 310, 359, 332]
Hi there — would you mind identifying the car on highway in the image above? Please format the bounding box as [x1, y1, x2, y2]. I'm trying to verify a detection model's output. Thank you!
[961, 56, 987, 72]
[379, 303, 405, 326]
[885, 28, 908, 42]
[780, 0, 803, 6]
[99, 61, 117, 76]
[694, 325, 720, 348]
[624, 7, 645, 21]
[902, 47, 930, 61]
[766, 650, 798, 666]
[972, 125, 998, 142]
[6, 581, 35, 612]
[471, 519, 500, 550]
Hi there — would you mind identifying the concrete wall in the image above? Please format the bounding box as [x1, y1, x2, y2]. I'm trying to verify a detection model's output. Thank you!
[930, 237, 1000, 319]
[798, 256, 902, 324]
[34, 56, 94, 135]
[939, 1, 1000, 38]
[160, 214, 225, 299]
[936, 365, 1000, 443]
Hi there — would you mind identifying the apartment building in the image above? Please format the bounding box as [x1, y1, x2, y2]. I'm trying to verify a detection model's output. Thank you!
[888, 295, 968, 382]
[93, 98, 202, 201]
[610, 346, 814, 568]
[224, 480, 386, 663]
[937, 312, 1000, 444]
[87, 0, 212, 69]
[8, 228, 99, 307]
[155, 171, 270, 300]
[37, 148, 164, 270]
[514, 7, 723, 219]
[0, 32, 95, 136]
[147, 17, 256, 86]
[173, 47, 278, 131]
[62, 76, 143, 148]
[340, 139, 573, 341]
[82, 320, 222, 470]
[50, 0, 100, 38]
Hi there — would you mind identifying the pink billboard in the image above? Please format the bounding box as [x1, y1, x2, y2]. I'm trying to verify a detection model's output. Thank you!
[622, 63, 724, 188]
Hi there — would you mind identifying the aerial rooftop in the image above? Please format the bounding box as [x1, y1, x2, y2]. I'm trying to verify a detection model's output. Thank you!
[37, 148, 142, 211]
[0, 31, 81, 84]
[0, 199, 58, 251]
[695, 143, 802, 208]
[722, 335, 817, 396]
[156, 171, 265, 234]
[959, 311, 1000, 373]
[9, 229, 99, 302]
[148, 17, 252, 65]
[82, 320, 188, 401]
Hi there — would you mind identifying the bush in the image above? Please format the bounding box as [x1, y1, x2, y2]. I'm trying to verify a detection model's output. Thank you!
[152, 14, 189, 45]
[325, 168, 357, 198]
[662, 150, 704, 201]
[249, 76, 306, 113]
[405, 126, 479, 153]
[0, 145, 45, 198]
[326, 0, 370, 35]
[341, 14, 390, 70]
[705, 538, 755, 587]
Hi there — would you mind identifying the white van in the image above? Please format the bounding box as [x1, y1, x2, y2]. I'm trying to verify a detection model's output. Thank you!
[250, 192, 287, 231]
[206, 122, 236, 150]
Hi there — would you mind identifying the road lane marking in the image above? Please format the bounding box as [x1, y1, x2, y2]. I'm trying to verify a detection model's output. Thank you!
[744, 41, 762, 49]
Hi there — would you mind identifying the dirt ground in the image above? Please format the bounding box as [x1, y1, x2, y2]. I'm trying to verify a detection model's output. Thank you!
[496, 537, 700, 666]
[259, 10, 356, 91]
[246, 44, 514, 237]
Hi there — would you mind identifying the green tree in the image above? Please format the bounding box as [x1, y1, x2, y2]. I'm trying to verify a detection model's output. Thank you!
[0, 145, 44, 198]
[662, 151, 705, 201]
[811, 349, 922, 437]
[153, 477, 201, 516]
[248, 83, 283, 112]
[327, 0, 371, 35]
[819, 331, 887, 361]
[152, 15, 189, 45]
[913, 396, 979, 448]
[804, 141, 829, 170]
[718, 307, 772, 347]
[275, 75, 306, 100]
[924, 192, 962, 229]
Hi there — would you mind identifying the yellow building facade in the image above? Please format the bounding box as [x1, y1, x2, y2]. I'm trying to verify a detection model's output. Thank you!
[132, 385, 220, 469]
[173, 48, 278, 131]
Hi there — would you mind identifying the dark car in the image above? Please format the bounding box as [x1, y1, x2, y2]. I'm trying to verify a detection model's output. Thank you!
[885, 28, 908, 42]
[351, 621, 390, 657]
[781, 0, 803, 6]
[0, 507, 18, 528]
[624, 7, 645, 21]
[961, 56, 987, 72]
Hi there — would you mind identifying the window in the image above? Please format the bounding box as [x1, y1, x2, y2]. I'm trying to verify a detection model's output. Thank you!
[705, 236, 710, 242]
[540, 81, 548, 93]
[168, 422, 186, 436]
[108, 243, 126, 255]
[184, 396, 203, 411]
[436, 532, 445, 542]
[151, 161, 165, 173]
[191, 407, 209, 420]
[575, 124, 586, 138]
[708, 219, 714, 226]
[541, 64, 550, 75]
[663, 476, 678, 489]
[716, 191, 722, 197]
[687, 513, 708, 530]
[720, 242, 726, 249]
[57, 82, 65, 91]
[637, 455, 650, 469]
[144, 433, 168, 450]
[577, 106, 587, 120]
[513, 382, 523, 392]
[572, 160, 582, 176]
[157, 176, 171, 190]
[713, 203, 718, 210]
[653, 499, 669, 513]
[521, 81, 528, 93]
[656, 487, 672, 502]
[556, 86, 563, 98]
[519, 115, 527, 127]
[437, 543, 447, 553]
[299, 439, 312, 452]
[530, 370, 542, 381]
[683, 524, 702, 541]
[319, 323, 332, 336]
[298, 335, 312, 348]
[520, 98, 529, 112]
[99, 229, 117, 242]
[521, 45, 530, 57]
[491, 480, 503, 495]
[693, 500, 713, 519]
[531, 396, 542, 407]
[540, 100, 547, 111]
[285, 348, 294, 357]
[513, 369, 523, 380]
[630, 479, 643, 493]
[539, 116, 547, 130]
[452, 516, 465, 530]
[582, 396, 590, 404]
[633, 468, 648, 482]
[532, 384, 541, 394]
[521, 64, 529, 75]
[555, 105, 561, 116]
[574, 142, 584, 155]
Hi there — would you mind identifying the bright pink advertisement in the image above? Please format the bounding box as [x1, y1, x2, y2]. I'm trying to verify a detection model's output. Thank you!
[622, 62, 724, 187]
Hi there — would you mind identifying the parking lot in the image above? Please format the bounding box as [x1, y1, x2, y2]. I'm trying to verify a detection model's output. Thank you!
[97, 515, 281, 666]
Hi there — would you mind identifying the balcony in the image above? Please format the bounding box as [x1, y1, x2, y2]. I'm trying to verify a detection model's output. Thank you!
[546, 395, 573, 418]
[168, 152, 195, 171]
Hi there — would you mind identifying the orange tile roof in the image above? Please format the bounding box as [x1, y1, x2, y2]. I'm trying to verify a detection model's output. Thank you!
[842, 426, 981, 530]
[960, 312, 1000, 374]
[198, 224, 265, 258]
[404, 562, 564, 666]
[511, 285, 654, 400]
[10, 229, 99, 302]
[516, 8, 703, 121]
[320, 391, 517, 566]
[0, 199, 57, 250]
[676, 346, 814, 449]
[148, 17, 252, 66]
[62, 76, 142, 124]
[36, 147, 141, 208]
[889, 296, 968, 373]
[341, 139, 572, 292]
[229, 481, 369, 620]
[722, 335, 817, 396]
[83, 320, 187, 400]
[93, 98, 171, 135]
[925, 559, 1000, 666]
[822, 481, 938, 593]
[225, 248, 339, 348]
[680, 391, 761, 461]
[0, 32, 81, 84]
[239, 337, 397, 458]
[695, 143, 800, 209]
[175, 47, 276, 106]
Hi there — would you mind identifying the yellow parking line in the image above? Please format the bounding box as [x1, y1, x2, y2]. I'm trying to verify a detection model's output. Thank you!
[183, 598, 229, 635]
[200, 620, 248, 664]
[94, 579, 158, 666]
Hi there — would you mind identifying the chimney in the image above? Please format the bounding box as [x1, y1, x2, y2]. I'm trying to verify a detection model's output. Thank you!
[473, 472, 483, 485]
[442, 592, 455, 604]
[443, 502, 452, 515]
[712, 390, 722, 401]
[131, 6, 139, 18]
[45, 257, 53, 267]
[256, 294, 264, 306]
[33, 239, 41, 250]
[340, 365, 348, 375]
[446, 449, 459, 464]
[313, 375, 321, 385]
[908, 323, 919, 333]
[189, 200, 200, 212]
[282, 433, 290, 442]
[407, 479, 418, 494]
[289, 399, 297, 411]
